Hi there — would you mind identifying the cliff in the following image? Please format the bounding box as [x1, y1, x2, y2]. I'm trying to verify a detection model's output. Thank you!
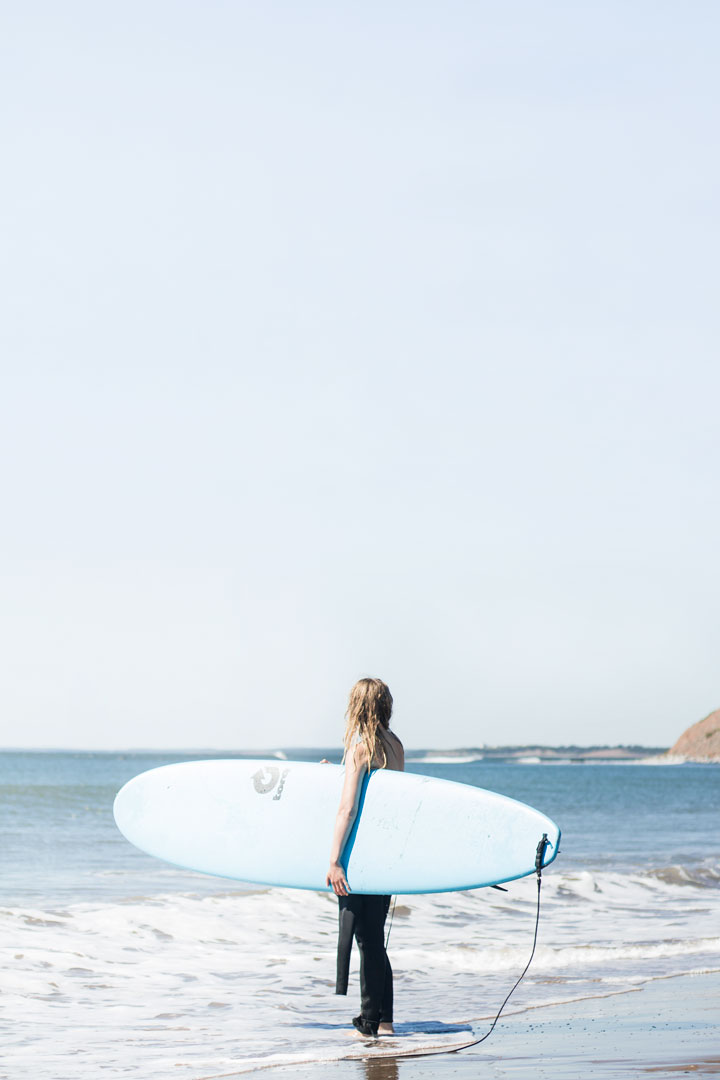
[665, 709, 720, 763]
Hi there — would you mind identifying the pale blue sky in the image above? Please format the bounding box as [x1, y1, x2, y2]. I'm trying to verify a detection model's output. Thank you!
[1, 1, 718, 749]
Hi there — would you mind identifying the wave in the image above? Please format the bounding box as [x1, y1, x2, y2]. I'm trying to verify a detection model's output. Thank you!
[645, 863, 720, 889]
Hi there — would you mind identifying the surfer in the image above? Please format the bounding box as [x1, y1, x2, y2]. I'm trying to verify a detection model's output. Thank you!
[326, 677, 404, 1038]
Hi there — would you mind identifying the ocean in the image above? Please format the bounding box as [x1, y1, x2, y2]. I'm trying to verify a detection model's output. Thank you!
[1, 751, 718, 1079]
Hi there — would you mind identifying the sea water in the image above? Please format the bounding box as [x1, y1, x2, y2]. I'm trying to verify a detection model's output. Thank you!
[1, 751, 718, 1078]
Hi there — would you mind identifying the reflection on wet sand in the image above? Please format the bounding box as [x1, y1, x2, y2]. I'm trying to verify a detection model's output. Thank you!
[360, 1058, 399, 1080]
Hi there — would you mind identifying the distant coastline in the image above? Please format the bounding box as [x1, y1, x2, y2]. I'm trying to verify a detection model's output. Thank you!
[404, 744, 670, 764]
[0, 743, 672, 763]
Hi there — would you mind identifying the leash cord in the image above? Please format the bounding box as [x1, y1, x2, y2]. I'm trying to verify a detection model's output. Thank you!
[385, 895, 397, 950]
[394, 832, 549, 1059]
[447, 869, 543, 1054]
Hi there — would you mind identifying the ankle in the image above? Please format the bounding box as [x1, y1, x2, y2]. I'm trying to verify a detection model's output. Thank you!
[352, 1015, 379, 1037]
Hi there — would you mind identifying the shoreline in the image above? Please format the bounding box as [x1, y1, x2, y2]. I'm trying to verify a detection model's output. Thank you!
[228, 971, 720, 1079]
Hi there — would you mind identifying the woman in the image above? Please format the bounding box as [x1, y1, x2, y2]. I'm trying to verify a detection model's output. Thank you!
[326, 677, 404, 1037]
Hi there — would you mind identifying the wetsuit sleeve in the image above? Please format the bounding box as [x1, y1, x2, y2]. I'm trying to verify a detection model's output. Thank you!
[335, 902, 355, 995]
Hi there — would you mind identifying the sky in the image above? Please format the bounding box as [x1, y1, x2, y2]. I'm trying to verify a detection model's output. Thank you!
[1, 1, 718, 750]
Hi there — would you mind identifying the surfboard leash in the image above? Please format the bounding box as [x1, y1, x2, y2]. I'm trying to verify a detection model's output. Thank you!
[385, 895, 397, 950]
[396, 832, 550, 1060]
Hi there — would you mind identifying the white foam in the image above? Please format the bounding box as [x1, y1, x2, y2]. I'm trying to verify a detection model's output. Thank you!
[2, 867, 720, 1079]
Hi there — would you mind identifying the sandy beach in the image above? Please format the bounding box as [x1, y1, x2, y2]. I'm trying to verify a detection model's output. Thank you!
[238, 972, 720, 1080]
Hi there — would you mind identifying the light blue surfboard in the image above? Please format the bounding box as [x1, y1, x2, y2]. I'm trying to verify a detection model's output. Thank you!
[113, 759, 560, 894]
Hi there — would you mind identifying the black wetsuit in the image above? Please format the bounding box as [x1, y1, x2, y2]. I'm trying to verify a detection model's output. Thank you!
[336, 893, 393, 1025]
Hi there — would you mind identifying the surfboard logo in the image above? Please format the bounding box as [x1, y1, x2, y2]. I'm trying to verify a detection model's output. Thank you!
[252, 766, 280, 794]
[273, 769, 289, 801]
[252, 766, 290, 799]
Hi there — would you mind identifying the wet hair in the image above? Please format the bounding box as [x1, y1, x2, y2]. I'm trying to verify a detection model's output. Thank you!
[343, 678, 393, 769]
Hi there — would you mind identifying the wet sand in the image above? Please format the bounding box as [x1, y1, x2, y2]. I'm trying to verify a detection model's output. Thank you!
[238, 971, 720, 1080]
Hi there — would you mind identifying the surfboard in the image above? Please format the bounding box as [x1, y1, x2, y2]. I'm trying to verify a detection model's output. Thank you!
[113, 759, 560, 894]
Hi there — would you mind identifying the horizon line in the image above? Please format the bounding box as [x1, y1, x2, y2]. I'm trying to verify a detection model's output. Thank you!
[0, 743, 670, 753]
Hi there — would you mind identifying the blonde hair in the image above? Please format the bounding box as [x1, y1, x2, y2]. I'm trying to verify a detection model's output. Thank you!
[343, 678, 393, 770]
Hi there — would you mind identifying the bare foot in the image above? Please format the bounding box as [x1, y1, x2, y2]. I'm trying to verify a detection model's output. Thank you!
[377, 1022, 394, 1036]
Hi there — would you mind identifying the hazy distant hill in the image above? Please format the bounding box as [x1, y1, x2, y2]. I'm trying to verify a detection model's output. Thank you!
[662, 709, 720, 763]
